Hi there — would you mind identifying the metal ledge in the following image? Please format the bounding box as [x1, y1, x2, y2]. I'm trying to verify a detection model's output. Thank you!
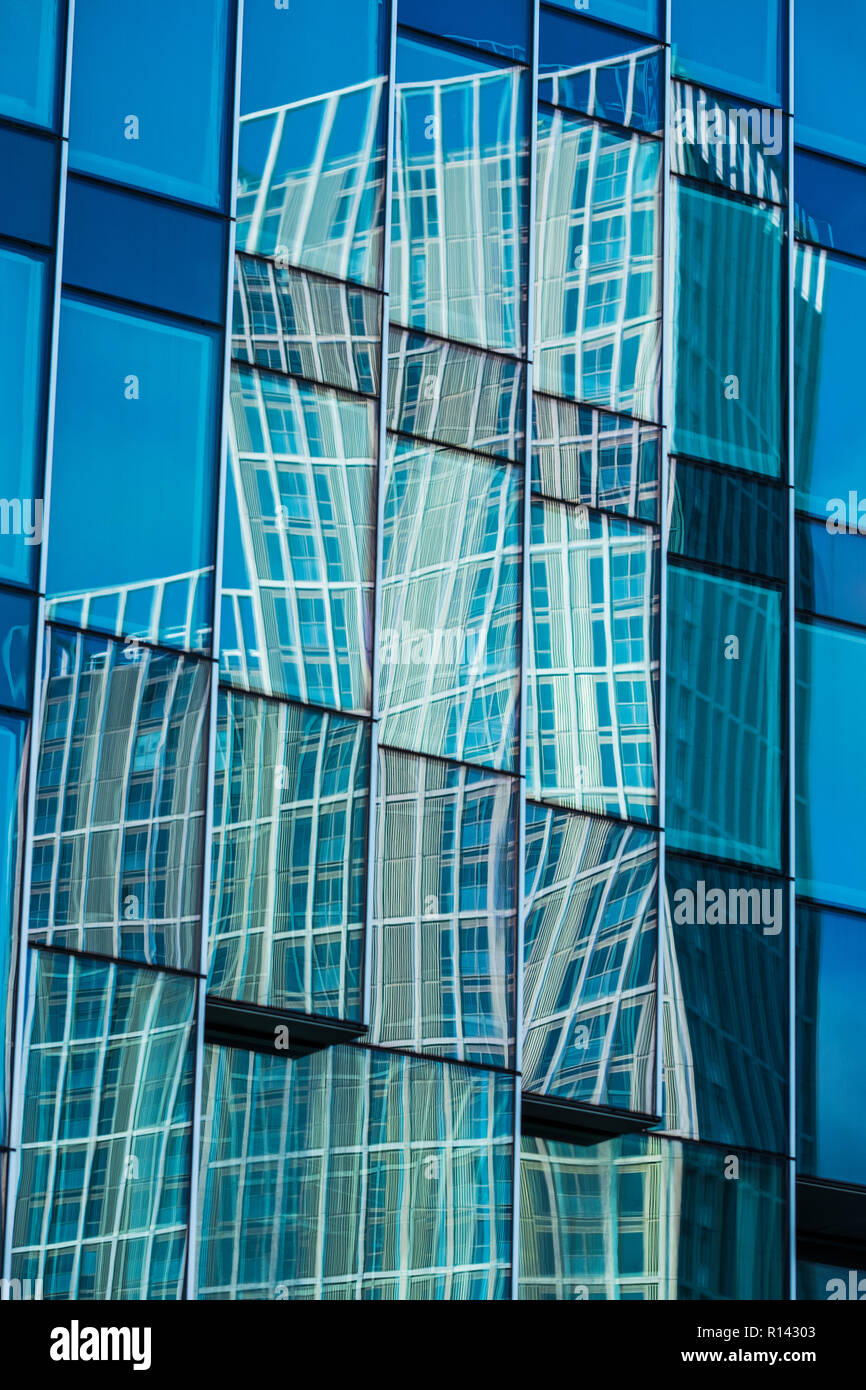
[521, 1092, 661, 1146]
[204, 998, 368, 1058]
[797, 1175, 866, 1247]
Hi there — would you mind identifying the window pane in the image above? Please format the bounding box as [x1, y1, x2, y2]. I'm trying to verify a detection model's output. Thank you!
[30, 627, 209, 972]
[539, 11, 663, 135]
[388, 327, 525, 462]
[795, 0, 866, 165]
[667, 566, 783, 870]
[10, 951, 195, 1300]
[533, 393, 659, 521]
[523, 806, 657, 1113]
[0, 125, 58, 246]
[664, 854, 788, 1153]
[795, 148, 866, 260]
[668, 457, 787, 581]
[238, 0, 387, 285]
[233, 254, 382, 395]
[527, 502, 659, 823]
[797, 516, 866, 627]
[209, 689, 369, 1019]
[795, 245, 866, 521]
[671, 0, 784, 107]
[0, 244, 49, 590]
[197, 1044, 514, 1299]
[535, 111, 661, 420]
[399, 0, 531, 63]
[0, 714, 26, 1144]
[799, 904, 866, 1186]
[392, 34, 529, 352]
[0, 587, 36, 711]
[796, 620, 866, 912]
[48, 296, 220, 652]
[520, 1132, 786, 1299]
[221, 366, 377, 714]
[69, 0, 232, 209]
[64, 178, 228, 324]
[672, 82, 785, 204]
[544, 0, 662, 38]
[379, 436, 521, 771]
[0, 0, 61, 129]
[371, 748, 517, 1068]
[672, 183, 784, 476]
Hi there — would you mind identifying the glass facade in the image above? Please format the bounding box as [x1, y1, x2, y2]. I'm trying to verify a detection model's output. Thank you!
[0, 0, 861, 1310]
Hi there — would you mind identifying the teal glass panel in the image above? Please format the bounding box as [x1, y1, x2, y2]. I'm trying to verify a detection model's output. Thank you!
[30, 627, 209, 972]
[69, 0, 232, 209]
[370, 749, 517, 1067]
[0, 587, 36, 711]
[798, 1259, 866, 1302]
[668, 457, 787, 582]
[0, 124, 59, 246]
[388, 328, 525, 464]
[523, 806, 657, 1112]
[539, 10, 663, 135]
[535, 110, 661, 420]
[48, 296, 219, 652]
[671, 0, 784, 107]
[527, 502, 659, 823]
[796, 620, 866, 912]
[795, 148, 866, 260]
[391, 35, 529, 353]
[237, 0, 387, 285]
[233, 254, 382, 395]
[0, 0, 61, 129]
[532, 394, 660, 520]
[795, 245, 866, 522]
[400, 0, 532, 62]
[221, 366, 376, 714]
[663, 854, 788, 1154]
[0, 714, 26, 1145]
[209, 688, 368, 1019]
[197, 1044, 514, 1299]
[545, 0, 662, 38]
[520, 1132, 786, 1299]
[379, 436, 521, 771]
[667, 566, 783, 870]
[795, 0, 866, 166]
[10, 951, 195, 1300]
[0, 243, 49, 591]
[797, 516, 866, 628]
[798, 904, 866, 1187]
[672, 183, 784, 476]
[672, 82, 785, 204]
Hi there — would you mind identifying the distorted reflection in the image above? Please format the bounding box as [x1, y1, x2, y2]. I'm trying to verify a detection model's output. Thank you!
[539, 9, 662, 135]
[533, 393, 659, 520]
[370, 748, 516, 1067]
[672, 81, 785, 203]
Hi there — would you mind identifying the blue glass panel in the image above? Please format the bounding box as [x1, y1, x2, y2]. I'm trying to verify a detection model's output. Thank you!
[673, 183, 784, 475]
[796, 620, 866, 912]
[69, 0, 231, 209]
[535, 110, 661, 419]
[379, 436, 522, 771]
[544, 0, 662, 39]
[795, 149, 866, 260]
[523, 806, 657, 1112]
[64, 178, 228, 324]
[10, 951, 195, 1299]
[663, 854, 788, 1153]
[539, 10, 663, 135]
[30, 626, 209, 971]
[528, 502, 659, 823]
[210, 688, 369, 1019]
[798, 1259, 866, 1302]
[400, 0, 531, 63]
[198, 1044, 514, 1299]
[520, 1133, 786, 1299]
[0, 587, 36, 710]
[795, 1, 866, 165]
[797, 516, 866, 627]
[672, 82, 786, 203]
[0, 0, 61, 129]
[0, 713, 26, 1144]
[221, 366, 377, 713]
[0, 124, 58, 245]
[0, 243, 49, 589]
[668, 458, 788, 581]
[795, 246, 866, 521]
[671, 0, 784, 107]
[388, 328, 525, 462]
[233, 254, 382, 395]
[370, 748, 517, 1068]
[667, 566, 783, 870]
[392, 35, 529, 352]
[799, 904, 866, 1186]
[47, 296, 219, 651]
[238, 0, 386, 285]
[532, 394, 659, 519]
